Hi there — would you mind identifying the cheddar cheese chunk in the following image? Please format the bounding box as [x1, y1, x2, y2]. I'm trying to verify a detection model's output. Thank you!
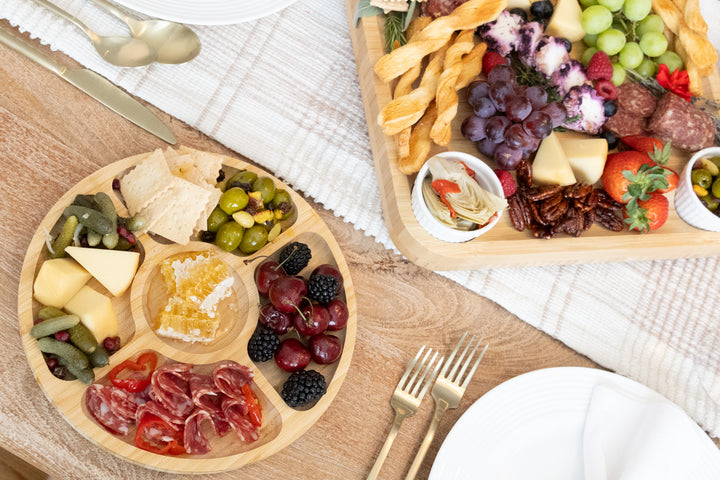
[33, 258, 91, 308]
[64, 286, 119, 343]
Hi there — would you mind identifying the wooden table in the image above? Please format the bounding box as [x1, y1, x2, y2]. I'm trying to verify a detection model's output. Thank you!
[0, 22, 712, 480]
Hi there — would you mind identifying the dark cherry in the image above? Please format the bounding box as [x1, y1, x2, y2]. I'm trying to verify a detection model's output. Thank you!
[293, 302, 330, 337]
[326, 299, 349, 331]
[310, 334, 343, 365]
[258, 303, 293, 334]
[275, 338, 311, 372]
[256, 260, 287, 295]
[269, 276, 307, 313]
[311, 264, 343, 291]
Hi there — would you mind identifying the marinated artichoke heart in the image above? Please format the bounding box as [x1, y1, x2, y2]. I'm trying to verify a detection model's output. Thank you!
[422, 157, 507, 231]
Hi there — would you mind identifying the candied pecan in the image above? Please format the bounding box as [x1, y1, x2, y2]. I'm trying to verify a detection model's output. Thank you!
[555, 215, 583, 236]
[596, 189, 623, 210]
[595, 208, 624, 231]
[507, 194, 527, 232]
[525, 184, 563, 202]
[529, 223, 554, 239]
[583, 210, 596, 230]
[516, 159, 533, 189]
[563, 183, 593, 199]
[528, 200, 549, 226]
[540, 198, 569, 223]
[543, 191, 564, 208]
[585, 189, 600, 211]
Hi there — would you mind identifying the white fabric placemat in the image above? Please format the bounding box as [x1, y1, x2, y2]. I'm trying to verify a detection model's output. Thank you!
[3, 0, 720, 437]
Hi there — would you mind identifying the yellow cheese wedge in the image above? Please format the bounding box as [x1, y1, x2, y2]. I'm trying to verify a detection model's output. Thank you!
[560, 138, 608, 185]
[33, 258, 91, 308]
[506, 0, 531, 11]
[533, 132, 577, 186]
[64, 286, 119, 343]
[545, 0, 585, 42]
[64, 246, 139, 297]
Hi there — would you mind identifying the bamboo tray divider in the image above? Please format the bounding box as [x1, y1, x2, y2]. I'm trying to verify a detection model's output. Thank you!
[17, 150, 356, 474]
[345, 0, 720, 270]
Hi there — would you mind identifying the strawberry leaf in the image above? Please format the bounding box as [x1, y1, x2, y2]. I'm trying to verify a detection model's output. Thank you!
[623, 198, 650, 233]
[649, 140, 672, 165]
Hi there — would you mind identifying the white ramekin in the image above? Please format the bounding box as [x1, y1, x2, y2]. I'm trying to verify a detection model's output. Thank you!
[674, 146, 720, 231]
[411, 151, 505, 243]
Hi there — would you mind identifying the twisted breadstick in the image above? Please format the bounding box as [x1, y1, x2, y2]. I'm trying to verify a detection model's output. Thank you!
[398, 101, 437, 175]
[373, 0, 508, 82]
[431, 29, 475, 146]
[456, 42, 487, 90]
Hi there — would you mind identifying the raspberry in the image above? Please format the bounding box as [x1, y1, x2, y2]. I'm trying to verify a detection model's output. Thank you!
[494, 169, 517, 197]
[482, 51, 508, 76]
[586, 51, 613, 81]
[594, 79, 618, 100]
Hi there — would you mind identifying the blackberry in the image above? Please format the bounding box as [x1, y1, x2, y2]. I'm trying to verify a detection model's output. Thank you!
[306, 274, 339, 305]
[247, 325, 280, 362]
[281, 369, 327, 408]
[278, 242, 311, 275]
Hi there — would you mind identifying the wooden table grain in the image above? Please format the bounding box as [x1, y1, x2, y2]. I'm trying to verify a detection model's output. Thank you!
[0, 21, 712, 480]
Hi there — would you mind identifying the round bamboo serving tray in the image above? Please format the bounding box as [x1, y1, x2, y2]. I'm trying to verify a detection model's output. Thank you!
[17, 150, 357, 474]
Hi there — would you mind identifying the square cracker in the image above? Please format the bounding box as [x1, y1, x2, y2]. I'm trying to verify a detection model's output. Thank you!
[147, 177, 214, 245]
[165, 153, 207, 186]
[177, 146, 224, 186]
[119, 149, 173, 216]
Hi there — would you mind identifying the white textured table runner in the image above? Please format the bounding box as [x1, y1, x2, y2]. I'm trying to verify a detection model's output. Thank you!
[3, 0, 720, 438]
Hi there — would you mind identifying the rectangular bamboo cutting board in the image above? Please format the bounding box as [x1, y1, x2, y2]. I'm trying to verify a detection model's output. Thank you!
[345, 0, 720, 270]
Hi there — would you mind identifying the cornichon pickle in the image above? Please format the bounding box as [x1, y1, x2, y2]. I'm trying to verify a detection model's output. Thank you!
[124, 215, 147, 232]
[37, 337, 89, 371]
[87, 230, 102, 247]
[72, 194, 99, 210]
[63, 205, 112, 235]
[94, 192, 119, 249]
[67, 322, 97, 354]
[88, 346, 110, 368]
[30, 315, 80, 339]
[38, 306, 66, 320]
[57, 356, 94, 385]
[102, 232, 120, 249]
[49, 215, 79, 259]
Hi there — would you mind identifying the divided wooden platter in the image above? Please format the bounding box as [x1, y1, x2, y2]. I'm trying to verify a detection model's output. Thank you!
[345, 0, 720, 270]
[17, 150, 356, 474]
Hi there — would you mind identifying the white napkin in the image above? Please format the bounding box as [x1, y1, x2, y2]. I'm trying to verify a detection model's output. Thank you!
[583, 385, 720, 479]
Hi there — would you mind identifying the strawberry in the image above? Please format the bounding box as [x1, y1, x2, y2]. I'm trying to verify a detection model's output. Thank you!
[594, 79, 618, 100]
[494, 169, 516, 197]
[601, 151, 672, 203]
[620, 135, 664, 154]
[587, 51, 613, 81]
[619, 137, 678, 194]
[623, 193, 669, 233]
[482, 51, 507, 76]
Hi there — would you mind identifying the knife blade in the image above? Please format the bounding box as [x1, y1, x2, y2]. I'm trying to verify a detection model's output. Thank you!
[0, 26, 176, 144]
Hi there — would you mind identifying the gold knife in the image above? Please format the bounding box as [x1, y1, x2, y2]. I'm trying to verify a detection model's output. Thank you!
[0, 26, 176, 144]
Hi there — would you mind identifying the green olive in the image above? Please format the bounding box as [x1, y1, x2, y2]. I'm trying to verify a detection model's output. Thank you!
[691, 169, 713, 189]
[701, 195, 720, 212]
[215, 222, 244, 252]
[218, 187, 249, 215]
[709, 157, 720, 170]
[252, 177, 276, 204]
[272, 189, 296, 220]
[225, 170, 258, 192]
[206, 206, 230, 233]
[712, 178, 720, 199]
[239, 224, 268, 254]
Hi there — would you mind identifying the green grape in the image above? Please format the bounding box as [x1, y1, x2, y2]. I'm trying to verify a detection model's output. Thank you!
[623, 0, 652, 21]
[584, 33, 599, 47]
[636, 14, 664, 36]
[581, 6, 613, 34]
[618, 42, 643, 69]
[635, 57, 657, 77]
[580, 0, 599, 6]
[582, 47, 599, 65]
[597, 28, 626, 56]
[611, 63, 626, 86]
[655, 51, 683, 73]
[598, 0, 624, 12]
[639, 31, 668, 57]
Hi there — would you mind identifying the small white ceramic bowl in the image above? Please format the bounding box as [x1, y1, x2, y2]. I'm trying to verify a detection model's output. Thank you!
[411, 151, 505, 243]
[674, 146, 720, 231]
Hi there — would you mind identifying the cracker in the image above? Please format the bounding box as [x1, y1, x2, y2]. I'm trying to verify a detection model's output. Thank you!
[195, 188, 222, 233]
[165, 153, 207, 186]
[177, 146, 224, 186]
[146, 177, 214, 245]
[119, 149, 173, 216]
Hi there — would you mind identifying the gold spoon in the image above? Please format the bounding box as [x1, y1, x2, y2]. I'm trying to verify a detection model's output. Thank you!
[32, 0, 157, 67]
[88, 0, 201, 64]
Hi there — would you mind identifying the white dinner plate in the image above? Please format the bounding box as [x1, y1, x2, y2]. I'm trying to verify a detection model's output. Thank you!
[429, 367, 720, 479]
[113, 0, 297, 25]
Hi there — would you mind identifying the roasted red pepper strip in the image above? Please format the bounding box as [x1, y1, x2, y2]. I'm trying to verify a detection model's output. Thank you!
[108, 352, 158, 392]
[460, 161, 476, 178]
[242, 383, 263, 428]
[135, 414, 186, 455]
[431, 179, 461, 218]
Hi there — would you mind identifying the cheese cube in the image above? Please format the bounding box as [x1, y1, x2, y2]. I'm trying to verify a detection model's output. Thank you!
[64, 247, 139, 297]
[532, 132, 577, 186]
[545, 0, 585, 43]
[560, 138, 608, 185]
[33, 258, 91, 308]
[64, 286, 119, 343]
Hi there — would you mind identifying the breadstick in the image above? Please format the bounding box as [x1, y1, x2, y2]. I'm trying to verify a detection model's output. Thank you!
[685, 59, 703, 96]
[431, 30, 475, 146]
[456, 42, 487, 90]
[651, 0, 681, 33]
[374, 0, 508, 82]
[378, 39, 451, 136]
[398, 101, 438, 175]
[672, 0, 686, 12]
[677, 23, 717, 74]
[682, 0, 707, 33]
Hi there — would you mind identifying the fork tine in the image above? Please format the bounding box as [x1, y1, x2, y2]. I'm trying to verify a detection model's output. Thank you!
[409, 352, 440, 397]
[417, 355, 444, 399]
[453, 337, 481, 384]
[439, 331, 467, 377]
[460, 343, 489, 389]
[447, 335, 474, 383]
[398, 345, 426, 390]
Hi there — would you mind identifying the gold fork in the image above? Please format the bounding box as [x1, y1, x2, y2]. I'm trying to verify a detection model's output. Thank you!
[367, 346, 444, 480]
[404, 332, 489, 480]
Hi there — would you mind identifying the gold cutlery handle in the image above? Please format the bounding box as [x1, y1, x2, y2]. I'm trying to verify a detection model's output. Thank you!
[405, 399, 449, 480]
[0, 26, 65, 75]
[367, 411, 406, 480]
[87, 0, 131, 25]
[31, 0, 92, 37]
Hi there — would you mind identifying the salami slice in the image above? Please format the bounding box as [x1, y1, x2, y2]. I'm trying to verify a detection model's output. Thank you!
[85, 384, 133, 435]
[109, 388, 146, 423]
[213, 361, 253, 399]
[602, 109, 646, 137]
[647, 92, 716, 151]
[184, 409, 213, 455]
[616, 83, 657, 117]
[189, 374, 221, 412]
[222, 396, 258, 443]
[151, 363, 194, 417]
[423, 0, 467, 18]
[135, 400, 185, 431]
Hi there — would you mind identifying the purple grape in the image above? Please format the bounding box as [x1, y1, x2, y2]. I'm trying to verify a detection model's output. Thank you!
[525, 86, 548, 110]
[523, 135, 541, 154]
[506, 96, 532, 122]
[489, 83, 514, 113]
[523, 111, 553, 138]
[467, 81, 490, 108]
[476, 138, 497, 158]
[487, 65, 516, 86]
[494, 144, 523, 170]
[540, 102, 567, 128]
[485, 115, 511, 144]
[504, 123, 533, 149]
[461, 116, 488, 142]
[473, 97, 497, 118]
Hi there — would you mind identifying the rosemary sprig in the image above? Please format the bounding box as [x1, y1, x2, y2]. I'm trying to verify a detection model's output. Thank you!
[509, 53, 562, 102]
[384, 11, 406, 52]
